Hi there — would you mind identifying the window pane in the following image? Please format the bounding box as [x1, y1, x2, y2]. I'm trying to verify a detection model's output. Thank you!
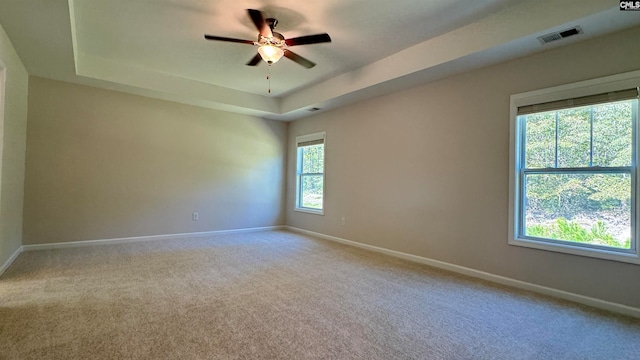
[301, 144, 324, 174]
[524, 112, 556, 169]
[593, 100, 633, 167]
[301, 174, 323, 209]
[557, 107, 590, 168]
[524, 173, 631, 249]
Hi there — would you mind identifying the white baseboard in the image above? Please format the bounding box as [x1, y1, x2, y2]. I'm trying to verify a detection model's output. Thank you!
[286, 226, 640, 319]
[22, 226, 286, 252]
[0, 245, 23, 276]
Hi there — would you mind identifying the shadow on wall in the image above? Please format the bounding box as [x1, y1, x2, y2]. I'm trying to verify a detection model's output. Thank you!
[22, 78, 287, 244]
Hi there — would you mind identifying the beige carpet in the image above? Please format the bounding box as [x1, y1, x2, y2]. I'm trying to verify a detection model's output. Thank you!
[1, 230, 639, 359]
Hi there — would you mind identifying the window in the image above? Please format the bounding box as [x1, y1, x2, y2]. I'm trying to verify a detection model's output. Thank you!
[295, 132, 325, 214]
[509, 71, 640, 264]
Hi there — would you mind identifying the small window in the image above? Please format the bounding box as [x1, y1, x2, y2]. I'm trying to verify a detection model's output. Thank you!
[510, 72, 640, 264]
[295, 132, 325, 214]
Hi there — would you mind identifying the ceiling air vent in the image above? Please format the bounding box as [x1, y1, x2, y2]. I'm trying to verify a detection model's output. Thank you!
[538, 26, 582, 44]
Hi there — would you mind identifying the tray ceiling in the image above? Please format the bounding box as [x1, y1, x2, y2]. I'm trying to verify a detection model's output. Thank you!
[0, 0, 638, 120]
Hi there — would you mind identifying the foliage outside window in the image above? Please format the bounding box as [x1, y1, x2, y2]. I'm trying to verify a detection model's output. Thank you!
[296, 132, 325, 214]
[510, 73, 640, 264]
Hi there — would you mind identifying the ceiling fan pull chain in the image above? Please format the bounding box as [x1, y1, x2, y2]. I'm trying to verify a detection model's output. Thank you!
[267, 65, 271, 94]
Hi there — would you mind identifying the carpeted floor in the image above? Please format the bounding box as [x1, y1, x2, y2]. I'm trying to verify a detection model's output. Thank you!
[1, 230, 639, 359]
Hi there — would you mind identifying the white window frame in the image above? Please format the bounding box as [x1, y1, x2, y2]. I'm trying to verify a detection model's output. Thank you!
[509, 70, 640, 264]
[295, 132, 326, 215]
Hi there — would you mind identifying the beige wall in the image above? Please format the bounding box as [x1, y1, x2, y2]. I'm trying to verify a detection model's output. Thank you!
[0, 24, 28, 268]
[287, 26, 640, 308]
[23, 77, 286, 244]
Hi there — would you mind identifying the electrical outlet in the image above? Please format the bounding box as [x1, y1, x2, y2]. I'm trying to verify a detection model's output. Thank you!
[192, 212, 199, 221]
[341, 217, 346, 225]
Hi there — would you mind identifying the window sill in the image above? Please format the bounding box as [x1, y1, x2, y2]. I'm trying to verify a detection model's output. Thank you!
[509, 237, 640, 265]
[294, 207, 324, 216]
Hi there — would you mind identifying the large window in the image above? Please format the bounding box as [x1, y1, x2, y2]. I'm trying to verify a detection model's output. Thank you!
[295, 132, 325, 214]
[509, 72, 640, 263]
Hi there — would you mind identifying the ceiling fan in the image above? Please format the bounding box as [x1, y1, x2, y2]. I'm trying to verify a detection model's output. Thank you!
[204, 9, 331, 69]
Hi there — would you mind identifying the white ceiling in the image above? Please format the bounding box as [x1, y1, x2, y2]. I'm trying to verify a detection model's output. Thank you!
[0, 0, 638, 121]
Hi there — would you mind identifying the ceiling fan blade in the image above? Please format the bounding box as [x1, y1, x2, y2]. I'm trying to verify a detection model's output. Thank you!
[204, 35, 254, 45]
[284, 50, 316, 69]
[285, 33, 331, 47]
[246, 53, 263, 66]
[248, 9, 273, 38]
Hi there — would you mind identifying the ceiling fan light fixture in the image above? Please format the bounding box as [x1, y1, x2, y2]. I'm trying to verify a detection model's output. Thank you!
[258, 45, 284, 64]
